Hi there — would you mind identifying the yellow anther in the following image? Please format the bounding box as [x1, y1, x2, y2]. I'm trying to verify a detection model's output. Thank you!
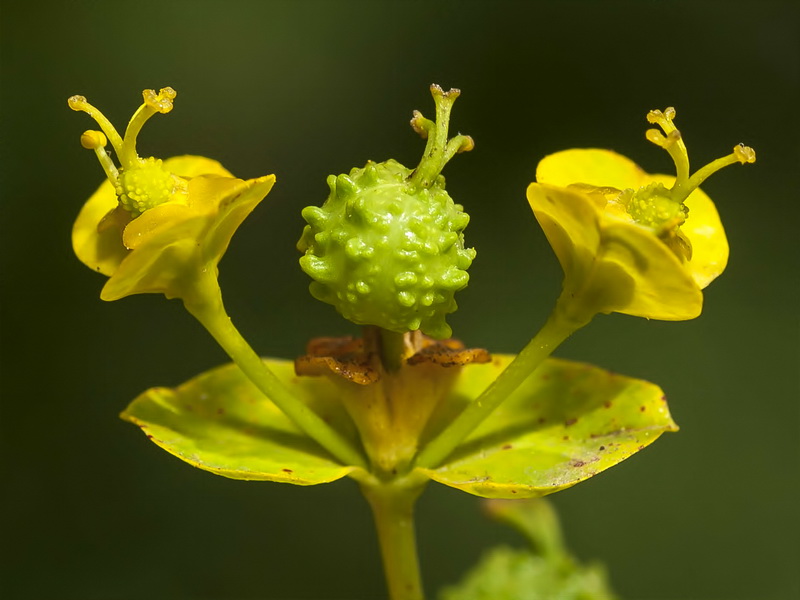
[142, 87, 177, 114]
[734, 143, 756, 164]
[80, 130, 107, 150]
[82, 130, 119, 183]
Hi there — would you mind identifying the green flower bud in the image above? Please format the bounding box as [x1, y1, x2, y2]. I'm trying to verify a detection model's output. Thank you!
[298, 85, 475, 339]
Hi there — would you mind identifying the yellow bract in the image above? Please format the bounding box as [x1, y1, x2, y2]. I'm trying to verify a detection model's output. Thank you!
[70, 88, 276, 302]
[73, 156, 274, 301]
[528, 148, 729, 321]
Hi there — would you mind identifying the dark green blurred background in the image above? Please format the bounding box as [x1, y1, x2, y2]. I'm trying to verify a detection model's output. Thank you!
[2, 1, 798, 598]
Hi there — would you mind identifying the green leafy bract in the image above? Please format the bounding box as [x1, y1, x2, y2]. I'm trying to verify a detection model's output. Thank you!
[438, 546, 616, 600]
[438, 499, 618, 600]
[420, 356, 678, 498]
[121, 359, 360, 484]
[122, 355, 676, 494]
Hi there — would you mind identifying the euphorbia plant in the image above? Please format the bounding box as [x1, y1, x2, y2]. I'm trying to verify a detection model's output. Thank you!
[69, 84, 754, 599]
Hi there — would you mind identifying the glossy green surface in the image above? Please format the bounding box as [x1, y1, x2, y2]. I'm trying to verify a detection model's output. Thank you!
[297, 85, 475, 340]
[298, 159, 474, 339]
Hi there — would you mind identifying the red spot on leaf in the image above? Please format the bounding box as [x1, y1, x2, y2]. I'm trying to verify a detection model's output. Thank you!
[502, 444, 513, 450]
[604, 401, 613, 409]
[282, 468, 293, 474]
[640, 406, 646, 412]
[565, 417, 578, 427]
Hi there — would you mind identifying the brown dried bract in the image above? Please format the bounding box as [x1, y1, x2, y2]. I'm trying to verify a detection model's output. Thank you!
[295, 336, 380, 385]
[406, 337, 491, 367]
[295, 331, 491, 385]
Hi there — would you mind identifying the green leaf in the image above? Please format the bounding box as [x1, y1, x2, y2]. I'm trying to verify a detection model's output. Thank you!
[438, 546, 617, 600]
[121, 359, 360, 484]
[439, 499, 618, 600]
[419, 356, 678, 498]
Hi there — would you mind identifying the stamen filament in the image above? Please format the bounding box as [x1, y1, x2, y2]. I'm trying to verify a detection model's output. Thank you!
[70, 87, 189, 219]
[626, 107, 755, 262]
[647, 108, 690, 186]
[97, 148, 120, 183]
[121, 88, 177, 168]
[80, 130, 119, 183]
[676, 146, 755, 201]
[68, 95, 124, 154]
[120, 104, 155, 167]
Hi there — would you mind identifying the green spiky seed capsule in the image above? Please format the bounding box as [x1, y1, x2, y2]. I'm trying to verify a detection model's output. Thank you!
[297, 85, 475, 339]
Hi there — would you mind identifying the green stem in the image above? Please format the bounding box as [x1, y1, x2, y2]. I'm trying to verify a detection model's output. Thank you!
[378, 327, 408, 372]
[361, 476, 428, 600]
[182, 269, 368, 470]
[414, 300, 590, 470]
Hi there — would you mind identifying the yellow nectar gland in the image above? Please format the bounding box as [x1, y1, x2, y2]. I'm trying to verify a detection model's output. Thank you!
[69, 88, 187, 217]
[616, 107, 755, 261]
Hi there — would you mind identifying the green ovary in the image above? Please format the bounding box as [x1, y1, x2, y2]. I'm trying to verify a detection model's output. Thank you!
[116, 157, 178, 217]
[298, 160, 475, 339]
[623, 182, 687, 230]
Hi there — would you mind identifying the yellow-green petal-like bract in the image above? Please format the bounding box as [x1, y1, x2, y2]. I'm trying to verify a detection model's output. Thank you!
[122, 354, 676, 495]
[72, 155, 275, 301]
[528, 148, 729, 321]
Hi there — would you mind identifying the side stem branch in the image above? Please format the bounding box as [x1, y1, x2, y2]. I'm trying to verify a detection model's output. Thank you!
[182, 269, 368, 470]
[415, 301, 590, 470]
